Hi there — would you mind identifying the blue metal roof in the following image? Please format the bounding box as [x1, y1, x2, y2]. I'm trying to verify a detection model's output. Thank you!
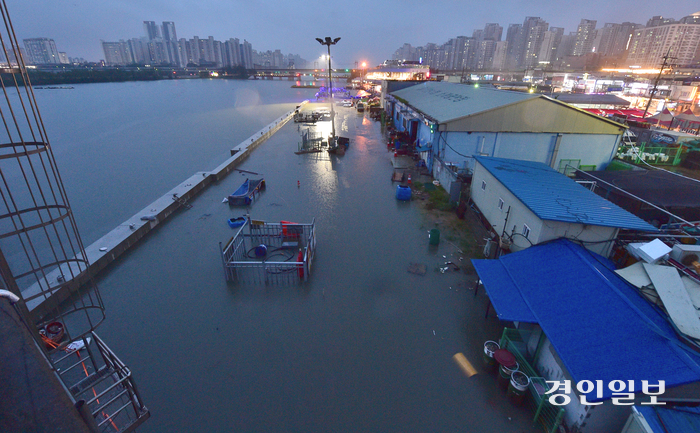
[472, 239, 700, 402]
[475, 156, 658, 231]
[471, 259, 537, 323]
[635, 405, 700, 433]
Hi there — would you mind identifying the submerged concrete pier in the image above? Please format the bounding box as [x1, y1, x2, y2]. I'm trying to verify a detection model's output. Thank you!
[25, 104, 304, 319]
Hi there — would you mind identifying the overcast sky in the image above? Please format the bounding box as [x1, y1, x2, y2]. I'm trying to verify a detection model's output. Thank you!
[11, 1, 700, 67]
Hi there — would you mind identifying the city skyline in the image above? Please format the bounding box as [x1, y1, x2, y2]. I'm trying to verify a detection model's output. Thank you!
[12, 1, 700, 67]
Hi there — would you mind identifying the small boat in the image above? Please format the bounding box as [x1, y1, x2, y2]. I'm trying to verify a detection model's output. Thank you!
[227, 178, 265, 206]
[228, 216, 247, 228]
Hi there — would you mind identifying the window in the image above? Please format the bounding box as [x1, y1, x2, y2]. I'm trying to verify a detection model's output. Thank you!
[481, 180, 486, 191]
[498, 198, 504, 210]
[522, 224, 531, 239]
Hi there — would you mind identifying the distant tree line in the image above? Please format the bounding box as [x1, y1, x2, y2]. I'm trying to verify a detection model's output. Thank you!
[221, 65, 251, 79]
[6, 68, 169, 86]
[0, 65, 252, 87]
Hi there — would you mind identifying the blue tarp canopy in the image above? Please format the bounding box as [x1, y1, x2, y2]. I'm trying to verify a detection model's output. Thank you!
[472, 239, 700, 401]
[472, 259, 537, 323]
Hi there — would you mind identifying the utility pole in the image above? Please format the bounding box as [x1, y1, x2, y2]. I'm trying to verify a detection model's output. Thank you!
[642, 47, 676, 119]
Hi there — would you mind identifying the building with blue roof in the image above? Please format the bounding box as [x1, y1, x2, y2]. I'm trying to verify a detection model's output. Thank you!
[384, 81, 627, 198]
[471, 239, 700, 433]
[470, 156, 657, 256]
[624, 405, 700, 432]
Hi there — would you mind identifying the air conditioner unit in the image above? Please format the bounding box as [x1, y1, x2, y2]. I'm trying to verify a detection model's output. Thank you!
[670, 244, 700, 265]
[626, 239, 671, 264]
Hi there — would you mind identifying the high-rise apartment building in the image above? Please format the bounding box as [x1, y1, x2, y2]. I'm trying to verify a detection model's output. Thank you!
[557, 32, 577, 60]
[392, 43, 417, 62]
[224, 38, 242, 67]
[161, 21, 184, 67]
[627, 13, 700, 67]
[594, 22, 641, 57]
[521, 17, 549, 68]
[475, 39, 496, 69]
[491, 41, 508, 70]
[505, 24, 524, 69]
[101, 40, 133, 66]
[448, 36, 469, 70]
[572, 19, 597, 56]
[646, 16, 676, 27]
[538, 27, 564, 64]
[483, 23, 503, 42]
[128, 38, 147, 64]
[23, 38, 60, 65]
[143, 21, 160, 41]
[161, 22, 177, 41]
[241, 40, 253, 69]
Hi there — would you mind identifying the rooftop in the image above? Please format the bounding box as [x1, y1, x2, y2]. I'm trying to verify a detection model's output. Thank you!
[475, 156, 658, 231]
[635, 405, 700, 432]
[581, 169, 700, 209]
[472, 239, 700, 401]
[554, 93, 631, 106]
[390, 81, 536, 123]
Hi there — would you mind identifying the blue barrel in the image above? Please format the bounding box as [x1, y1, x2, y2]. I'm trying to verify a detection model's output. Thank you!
[396, 185, 412, 201]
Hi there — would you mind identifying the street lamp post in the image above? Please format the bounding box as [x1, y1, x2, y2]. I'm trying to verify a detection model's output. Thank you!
[361, 62, 367, 88]
[316, 37, 340, 142]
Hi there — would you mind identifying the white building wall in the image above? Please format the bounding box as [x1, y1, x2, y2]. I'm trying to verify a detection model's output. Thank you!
[471, 161, 619, 254]
[440, 131, 619, 174]
[555, 133, 621, 171]
[533, 338, 629, 433]
[470, 163, 543, 250]
[537, 221, 617, 256]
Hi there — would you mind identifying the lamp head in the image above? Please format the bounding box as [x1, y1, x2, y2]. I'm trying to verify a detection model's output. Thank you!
[315, 38, 324, 45]
[333, 37, 341, 44]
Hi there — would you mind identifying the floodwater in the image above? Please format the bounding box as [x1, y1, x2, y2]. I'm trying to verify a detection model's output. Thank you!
[30, 79, 539, 432]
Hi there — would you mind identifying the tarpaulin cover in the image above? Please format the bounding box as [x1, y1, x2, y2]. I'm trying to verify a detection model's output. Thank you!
[471, 239, 700, 401]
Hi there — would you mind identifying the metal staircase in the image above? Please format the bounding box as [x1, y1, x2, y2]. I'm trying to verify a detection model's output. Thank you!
[0, 1, 149, 431]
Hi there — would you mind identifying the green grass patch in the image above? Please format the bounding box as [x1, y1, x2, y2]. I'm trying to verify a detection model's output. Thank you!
[425, 188, 455, 211]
